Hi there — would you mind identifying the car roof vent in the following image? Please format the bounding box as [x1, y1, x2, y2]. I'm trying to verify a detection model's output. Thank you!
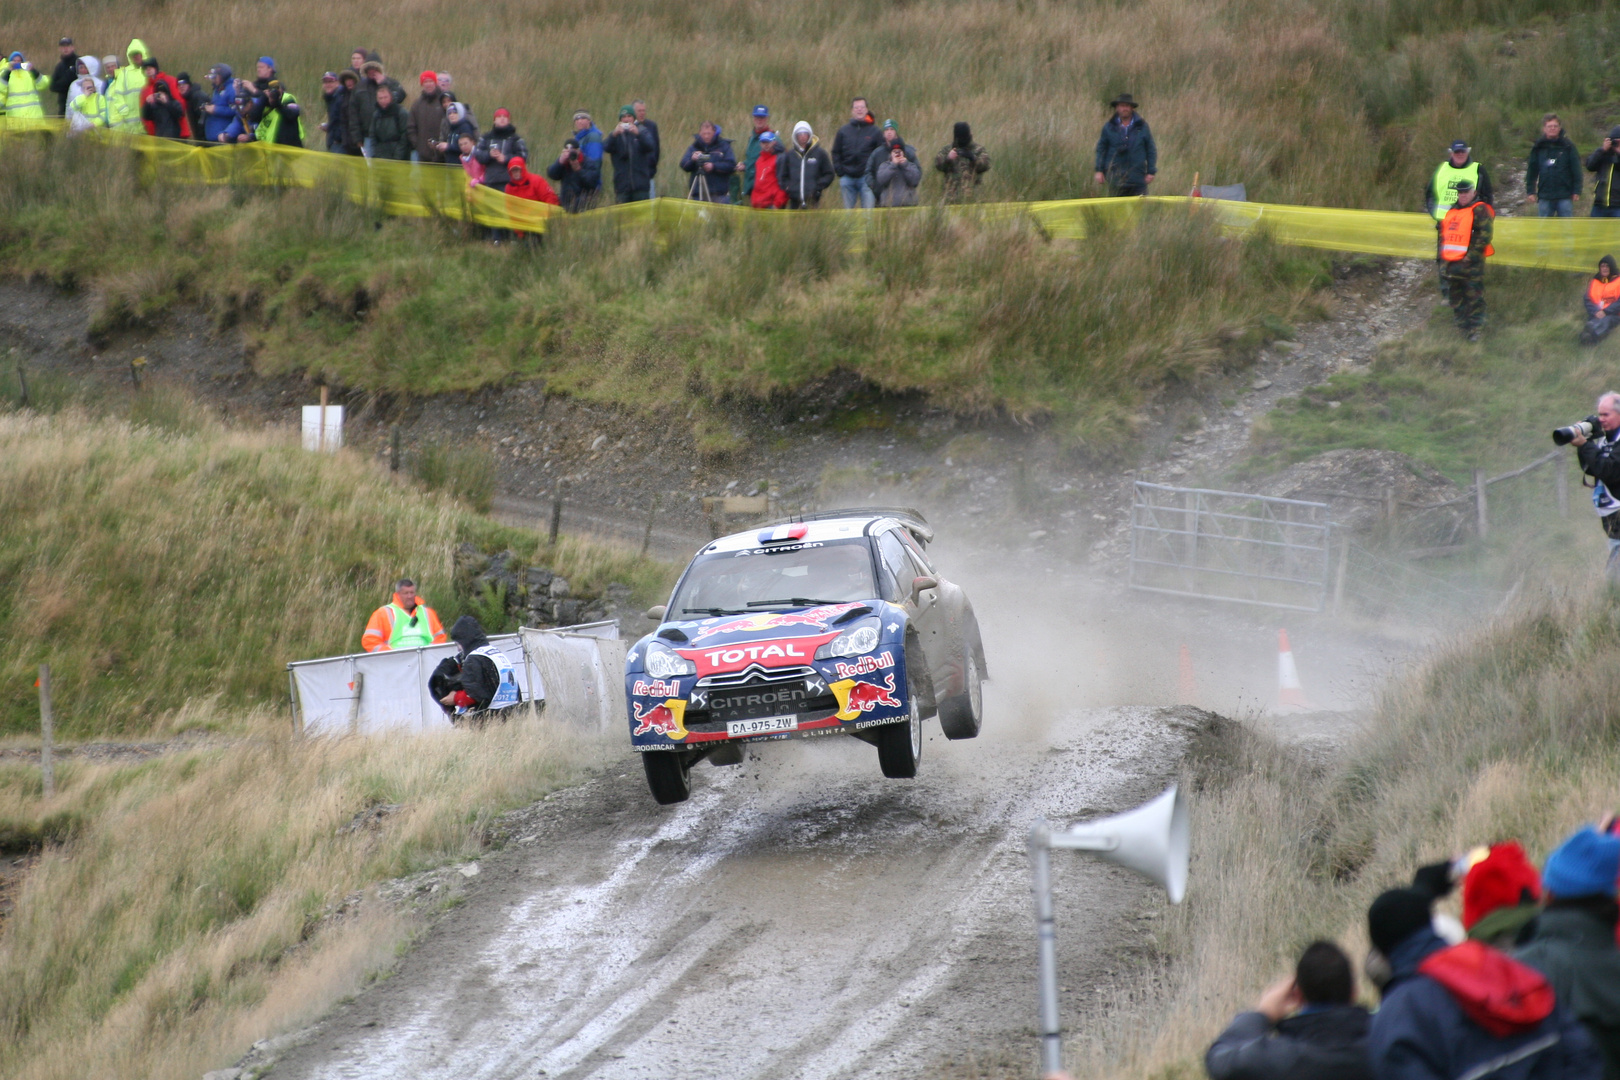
[657, 627, 689, 643]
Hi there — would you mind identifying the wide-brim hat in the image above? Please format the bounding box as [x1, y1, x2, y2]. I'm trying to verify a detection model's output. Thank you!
[1110, 93, 1139, 108]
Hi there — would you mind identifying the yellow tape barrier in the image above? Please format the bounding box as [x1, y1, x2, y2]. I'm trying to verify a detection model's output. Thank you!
[8, 123, 1620, 272]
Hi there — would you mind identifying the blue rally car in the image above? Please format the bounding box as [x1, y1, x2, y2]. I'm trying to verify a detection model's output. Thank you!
[625, 508, 987, 804]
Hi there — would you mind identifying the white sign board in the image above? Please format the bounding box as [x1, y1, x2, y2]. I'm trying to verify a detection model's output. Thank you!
[520, 623, 627, 732]
[301, 405, 344, 452]
[289, 634, 534, 735]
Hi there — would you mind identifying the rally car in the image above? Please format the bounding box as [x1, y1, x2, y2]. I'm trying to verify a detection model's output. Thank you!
[625, 508, 987, 804]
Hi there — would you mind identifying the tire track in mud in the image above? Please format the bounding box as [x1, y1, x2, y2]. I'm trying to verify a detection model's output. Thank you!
[267, 704, 1207, 1080]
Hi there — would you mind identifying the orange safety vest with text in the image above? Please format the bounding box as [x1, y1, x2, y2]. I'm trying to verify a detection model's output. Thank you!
[1589, 276, 1620, 309]
[1440, 203, 1494, 262]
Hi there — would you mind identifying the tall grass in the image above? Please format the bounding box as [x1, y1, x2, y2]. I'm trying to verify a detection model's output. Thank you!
[1072, 584, 1620, 1078]
[0, 714, 613, 1080]
[0, 406, 669, 738]
[0, 0, 1611, 207]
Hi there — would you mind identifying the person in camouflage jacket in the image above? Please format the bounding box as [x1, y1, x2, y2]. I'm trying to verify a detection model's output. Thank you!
[935, 122, 990, 201]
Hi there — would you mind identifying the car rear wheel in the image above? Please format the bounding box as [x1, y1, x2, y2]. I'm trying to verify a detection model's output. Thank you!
[877, 675, 923, 779]
[643, 751, 692, 804]
[938, 650, 983, 740]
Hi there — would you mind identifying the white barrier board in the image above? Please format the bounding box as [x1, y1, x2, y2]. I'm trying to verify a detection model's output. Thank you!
[289, 634, 533, 735]
[301, 405, 344, 452]
[520, 623, 627, 732]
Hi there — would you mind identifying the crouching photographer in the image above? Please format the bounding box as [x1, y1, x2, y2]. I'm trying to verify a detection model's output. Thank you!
[1556, 391, 1620, 578]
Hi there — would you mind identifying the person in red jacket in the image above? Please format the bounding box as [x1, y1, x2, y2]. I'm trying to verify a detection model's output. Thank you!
[502, 157, 559, 241]
[750, 131, 788, 209]
[138, 57, 191, 139]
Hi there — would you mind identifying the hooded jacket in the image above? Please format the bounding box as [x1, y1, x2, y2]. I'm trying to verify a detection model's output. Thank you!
[831, 113, 883, 178]
[105, 39, 149, 132]
[680, 129, 737, 199]
[1517, 903, 1620, 1079]
[369, 96, 412, 161]
[203, 65, 236, 142]
[476, 123, 528, 189]
[1588, 136, 1620, 210]
[1095, 112, 1158, 189]
[750, 143, 788, 208]
[0, 61, 50, 120]
[1368, 928, 1603, 1080]
[140, 87, 185, 138]
[503, 158, 560, 206]
[439, 105, 478, 165]
[604, 121, 656, 200]
[139, 67, 191, 139]
[1586, 257, 1620, 318]
[1205, 1006, 1374, 1080]
[778, 123, 833, 208]
[1528, 131, 1583, 202]
[429, 616, 500, 711]
[407, 84, 446, 162]
[65, 57, 103, 132]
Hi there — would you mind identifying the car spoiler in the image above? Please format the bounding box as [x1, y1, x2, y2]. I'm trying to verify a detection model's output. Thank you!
[762, 506, 934, 545]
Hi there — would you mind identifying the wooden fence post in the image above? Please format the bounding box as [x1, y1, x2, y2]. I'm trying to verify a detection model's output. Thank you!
[1474, 468, 1489, 539]
[389, 424, 402, 473]
[549, 486, 563, 545]
[16, 360, 29, 408]
[38, 664, 54, 799]
[641, 492, 662, 558]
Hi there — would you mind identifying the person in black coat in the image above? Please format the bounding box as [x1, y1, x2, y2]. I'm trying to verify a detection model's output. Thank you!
[174, 73, 206, 143]
[1094, 93, 1158, 197]
[633, 100, 660, 196]
[1205, 941, 1374, 1080]
[429, 615, 501, 718]
[49, 37, 78, 117]
[604, 105, 656, 203]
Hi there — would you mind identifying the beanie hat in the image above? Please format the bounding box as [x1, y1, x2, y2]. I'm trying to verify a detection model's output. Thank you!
[882, 118, 897, 131]
[419, 70, 436, 86]
[177, 72, 192, 84]
[1368, 888, 1434, 955]
[493, 107, 511, 121]
[619, 105, 635, 118]
[1543, 826, 1620, 899]
[8, 51, 23, 62]
[573, 109, 591, 122]
[953, 121, 972, 147]
[142, 57, 160, 70]
[1462, 842, 1541, 929]
[1609, 125, 1620, 142]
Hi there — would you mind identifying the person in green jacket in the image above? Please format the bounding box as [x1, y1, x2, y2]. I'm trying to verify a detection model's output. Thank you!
[368, 84, 411, 160]
[105, 39, 149, 133]
[255, 80, 304, 147]
[0, 52, 51, 120]
[732, 104, 771, 204]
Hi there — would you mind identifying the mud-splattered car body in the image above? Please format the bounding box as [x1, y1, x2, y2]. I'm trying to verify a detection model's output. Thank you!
[627, 509, 987, 803]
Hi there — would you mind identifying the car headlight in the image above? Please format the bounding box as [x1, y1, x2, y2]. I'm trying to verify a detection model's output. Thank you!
[644, 642, 696, 679]
[815, 621, 881, 659]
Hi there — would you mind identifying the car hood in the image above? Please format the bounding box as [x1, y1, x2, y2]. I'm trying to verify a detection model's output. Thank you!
[633, 601, 887, 677]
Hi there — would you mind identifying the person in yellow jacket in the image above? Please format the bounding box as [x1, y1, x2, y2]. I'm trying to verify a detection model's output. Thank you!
[0, 52, 51, 121]
[1438, 179, 1494, 342]
[361, 579, 448, 652]
[104, 39, 149, 133]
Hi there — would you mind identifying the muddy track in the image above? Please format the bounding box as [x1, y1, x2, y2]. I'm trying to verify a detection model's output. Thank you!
[265, 705, 1205, 1080]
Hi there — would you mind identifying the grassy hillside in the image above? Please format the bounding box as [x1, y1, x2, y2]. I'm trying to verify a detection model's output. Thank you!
[0, 398, 669, 739]
[1074, 584, 1620, 1078]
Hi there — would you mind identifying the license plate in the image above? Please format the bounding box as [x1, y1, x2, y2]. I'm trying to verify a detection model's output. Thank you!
[726, 714, 799, 737]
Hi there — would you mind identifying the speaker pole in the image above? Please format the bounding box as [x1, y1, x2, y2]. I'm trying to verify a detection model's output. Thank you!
[1028, 820, 1066, 1077]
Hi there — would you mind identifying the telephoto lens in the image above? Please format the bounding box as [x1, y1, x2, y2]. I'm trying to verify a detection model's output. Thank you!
[1553, 419, 1597, 445]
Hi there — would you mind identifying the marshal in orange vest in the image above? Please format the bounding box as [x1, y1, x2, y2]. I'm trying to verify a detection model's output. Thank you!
[1440, 202, 1495, 262]
[1588, 274, 1620, 310]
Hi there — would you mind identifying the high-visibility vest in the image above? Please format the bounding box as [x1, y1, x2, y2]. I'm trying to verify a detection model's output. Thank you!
[106, 67, 145, 131]
[385, 602, 437, 649]
[256, 93, 306, 146]
[1440, 203, 1493, 261]
[1589, 276, 1620, 309]
[1431, 160, 1481, 220]
[1, 68, 47, 119]
[467, 645, 522, 711]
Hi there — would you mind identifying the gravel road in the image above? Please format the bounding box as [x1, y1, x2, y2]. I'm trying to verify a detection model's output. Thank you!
[267, 702, 1203, 1080]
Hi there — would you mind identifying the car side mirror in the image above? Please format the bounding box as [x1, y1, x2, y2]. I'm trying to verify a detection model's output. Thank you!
[645, 605, 667, 622]
[912, 576, 938, 595]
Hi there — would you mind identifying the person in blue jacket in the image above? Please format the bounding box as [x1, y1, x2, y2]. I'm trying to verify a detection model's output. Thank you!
[680, 121, 736, 202]
[1365, 885, 1603, 1080]
[201, 64, 237, 143]
[1093, 92, 1157, 197]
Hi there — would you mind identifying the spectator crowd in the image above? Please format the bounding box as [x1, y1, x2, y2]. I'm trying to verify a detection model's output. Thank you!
[1204, 821, 1620, 1080]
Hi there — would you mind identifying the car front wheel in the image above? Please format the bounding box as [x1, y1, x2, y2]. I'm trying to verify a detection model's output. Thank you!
[642, 751, 692, 804]
[877, 673, 923, 779]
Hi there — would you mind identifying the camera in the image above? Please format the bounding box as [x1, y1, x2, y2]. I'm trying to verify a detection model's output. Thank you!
[692, 152, 711, 164]
[1553, 416, 1600, 445]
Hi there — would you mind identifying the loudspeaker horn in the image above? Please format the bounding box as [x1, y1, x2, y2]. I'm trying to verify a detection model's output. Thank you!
[1044, 783, 1190, 902]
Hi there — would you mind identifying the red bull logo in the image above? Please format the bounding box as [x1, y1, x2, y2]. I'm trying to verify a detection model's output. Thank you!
[832, 651, 894, 679]
[830, 673, 902, 722]
[631, 698, 689, 740]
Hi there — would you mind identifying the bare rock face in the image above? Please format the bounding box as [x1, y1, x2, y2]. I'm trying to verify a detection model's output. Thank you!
[1253, 449, 1467, 541]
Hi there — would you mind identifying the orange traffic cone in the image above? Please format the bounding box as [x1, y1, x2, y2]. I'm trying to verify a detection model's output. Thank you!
[1277, 629, 1312, 711]
[1177, 643, 1198, 706]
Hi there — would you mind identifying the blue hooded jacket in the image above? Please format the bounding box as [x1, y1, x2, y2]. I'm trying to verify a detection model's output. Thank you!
[203, 64, 235, 142]
[1368, 928, 1603, 1080]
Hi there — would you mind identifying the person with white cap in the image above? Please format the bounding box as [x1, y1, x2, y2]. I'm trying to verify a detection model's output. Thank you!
[778, 121, 833, 209]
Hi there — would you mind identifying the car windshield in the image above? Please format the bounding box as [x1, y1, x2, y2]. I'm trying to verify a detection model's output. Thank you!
[671, 540, 876, 615]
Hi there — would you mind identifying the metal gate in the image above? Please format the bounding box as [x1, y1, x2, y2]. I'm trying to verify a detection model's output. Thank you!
[1128, 482, 1334, 612]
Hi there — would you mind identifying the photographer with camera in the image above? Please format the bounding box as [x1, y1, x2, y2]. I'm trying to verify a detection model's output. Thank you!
[680, 120, 737, 203]
[547, 137, 600, 213]
[140, 78, 185, 139]
[935, 122, 991, 202]
[605, 105, 656, 203]
[1560, 393, 1620, 579]
[873, 139, 922, 207]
